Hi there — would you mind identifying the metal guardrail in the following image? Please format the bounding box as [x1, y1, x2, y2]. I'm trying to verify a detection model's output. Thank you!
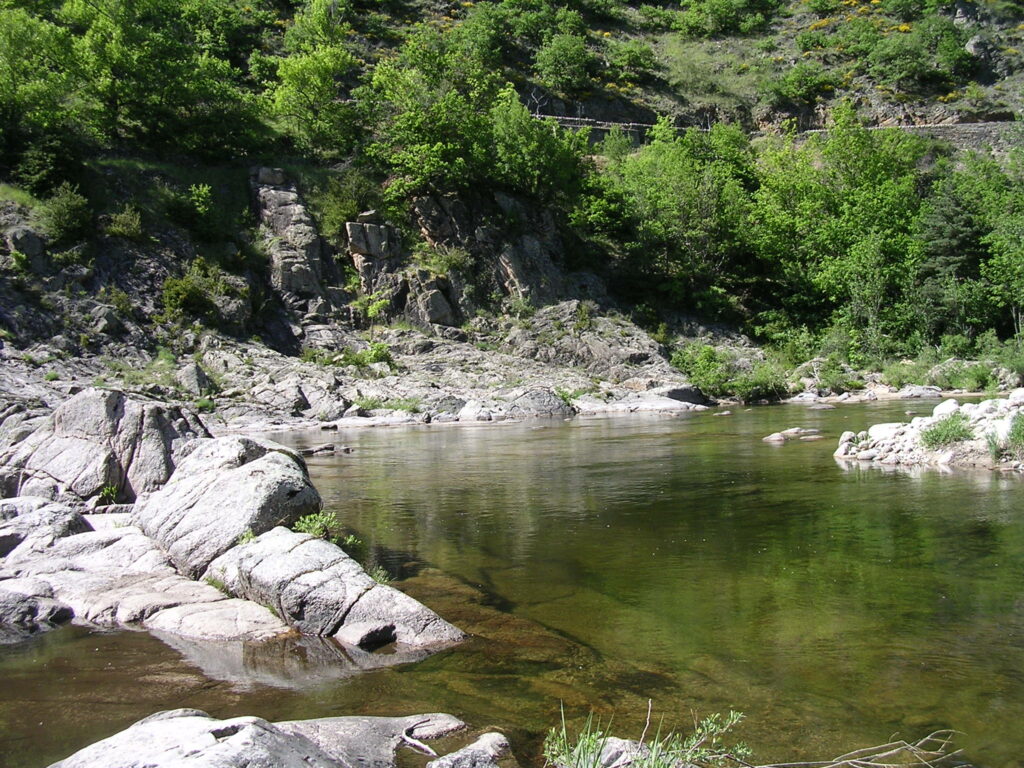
[535, 114, 1019, 141]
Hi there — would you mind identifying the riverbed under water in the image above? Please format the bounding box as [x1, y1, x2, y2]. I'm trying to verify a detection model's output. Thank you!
[3, 401, 1024, 768]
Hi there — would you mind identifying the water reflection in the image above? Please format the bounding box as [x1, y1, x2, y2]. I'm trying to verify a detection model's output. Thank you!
[4, 404, 1024, 768]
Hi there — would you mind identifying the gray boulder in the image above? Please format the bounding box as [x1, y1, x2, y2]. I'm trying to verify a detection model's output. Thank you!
[48, 709, 341, 768]
[0, 388, 209, 502]
[133, 436, 321, 579]
[50, 709, 468, 768]
[427, 733, 511, 768]
[0, 581, 72, 643]
[506, 388, 575, 419]
[205, 526, 464, 647]
[5, 225, 48, 273]
[175, 362, 216, 396]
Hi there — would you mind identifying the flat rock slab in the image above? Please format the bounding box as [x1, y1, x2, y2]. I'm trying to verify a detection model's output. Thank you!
[4, 523, 287, 641]
[49, 709, 468, 768]
[133, 436, 321, 579]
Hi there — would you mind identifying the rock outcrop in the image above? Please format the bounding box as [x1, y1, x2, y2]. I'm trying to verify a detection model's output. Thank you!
[0, 578, 73, 644]
[252, 167, 333, 309]
[1, 391, 464, 656]
[132, 436, 321, 578]
[0, 388, 209, 503]
[205, 527, 464, 648]
[48, 709, 480, 768]
[834, 390, 1024, 469]
[2, 506, 287, 640]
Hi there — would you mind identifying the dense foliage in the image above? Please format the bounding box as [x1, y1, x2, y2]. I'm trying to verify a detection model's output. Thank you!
[1, 0, 1022, 372]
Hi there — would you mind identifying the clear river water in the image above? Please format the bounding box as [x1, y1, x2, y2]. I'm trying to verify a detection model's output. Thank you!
[3, 401, 1024, 768]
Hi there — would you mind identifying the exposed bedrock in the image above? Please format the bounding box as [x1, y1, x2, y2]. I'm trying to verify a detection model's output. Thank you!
[0, 388, 209, 503]
[132, 435, 321, 579]
[0, 391, 464, 654]
[48, 708, 484, 768]
[206, 527, 465, 648]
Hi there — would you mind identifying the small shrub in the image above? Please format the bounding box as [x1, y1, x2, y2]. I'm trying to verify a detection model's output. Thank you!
[730, 360, 790, 402]
[881, 358, 930, 388]
[508, 296, 535, 319]
[535, 34, 594, 93]
[368, 564, 392, 584]
[387, 396, 422, 413]
[544, 707, 749, 768]
[204, 576, 229, 594]
[762, 61, 838, 107]
[604, 39, 658, 82]
[293, 510, 338, 540]
[102, 286, 135, 318]
[1007, 413, 1024, 460]
[920, 412, 974, 449]
[236, 529, 256, 545]
[9, 250, 29, 273]
[414, 242, 472, 277]
[44, 370, 59, 381]
[37, 182, 91, 247]
[194, 397, 216, 413]
[341, 534, 366, 560]
[573, 302, 593, 333]
[671, 343, 731, 395]
[106, 205, 145, 241]
[99, 484, 118, 505]
[355, 396, 384, 411]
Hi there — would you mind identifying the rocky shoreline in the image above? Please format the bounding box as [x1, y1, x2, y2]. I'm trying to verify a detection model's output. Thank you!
[834, 389, 1024, 471]
[0, 389, 495, 766]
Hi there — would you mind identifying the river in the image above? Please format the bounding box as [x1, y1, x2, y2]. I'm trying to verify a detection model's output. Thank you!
[3, 401, 1024, 767]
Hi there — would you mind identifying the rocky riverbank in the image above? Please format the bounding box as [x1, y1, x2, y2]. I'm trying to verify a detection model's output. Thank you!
[0, 389, 462, 656]
[49, 708, 510, 768]
[833, 389, 1024, 471]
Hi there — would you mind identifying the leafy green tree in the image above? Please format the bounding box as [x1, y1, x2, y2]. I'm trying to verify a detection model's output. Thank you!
[534, 33, 593, 93]
[0, 9, 78, 179]
[268, 45, 358, 154]
[490, 86, 588, 201]
[750, 103, 931, 357]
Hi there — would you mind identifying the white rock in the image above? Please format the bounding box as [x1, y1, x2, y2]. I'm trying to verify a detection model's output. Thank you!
[133, 436, 321, 579]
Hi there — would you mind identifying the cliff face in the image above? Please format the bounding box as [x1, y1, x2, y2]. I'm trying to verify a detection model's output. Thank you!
[0, 167, 718, 430]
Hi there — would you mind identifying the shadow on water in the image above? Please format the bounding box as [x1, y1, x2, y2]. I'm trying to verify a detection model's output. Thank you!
[4, 403, 1024, 767]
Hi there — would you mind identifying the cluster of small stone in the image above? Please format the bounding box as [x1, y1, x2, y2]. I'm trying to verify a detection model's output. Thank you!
[834, 389, 1024, 468]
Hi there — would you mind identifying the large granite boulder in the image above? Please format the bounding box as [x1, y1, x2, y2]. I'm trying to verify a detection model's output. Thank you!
[49, 709, 341, 768]
[506, 388, 576, 419]
[133, 436, 322, 579]
[49, 709, 467, 768]
[205, 526, 465, 648]
[0, 389, 209, 502]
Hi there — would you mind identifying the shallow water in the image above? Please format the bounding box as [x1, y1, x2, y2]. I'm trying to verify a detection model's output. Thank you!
[4, 402, 1024, 767]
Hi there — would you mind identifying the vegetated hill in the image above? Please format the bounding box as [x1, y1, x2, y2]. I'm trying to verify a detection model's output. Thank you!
[1, 0, 1023, 410]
